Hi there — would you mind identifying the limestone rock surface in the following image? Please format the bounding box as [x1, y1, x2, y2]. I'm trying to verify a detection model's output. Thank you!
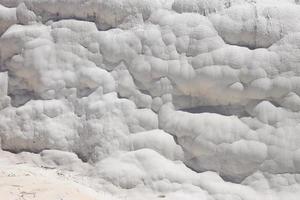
[1, 0, 300, 199]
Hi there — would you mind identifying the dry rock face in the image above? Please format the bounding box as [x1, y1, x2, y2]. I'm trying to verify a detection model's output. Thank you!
[1, 0, 300, 199]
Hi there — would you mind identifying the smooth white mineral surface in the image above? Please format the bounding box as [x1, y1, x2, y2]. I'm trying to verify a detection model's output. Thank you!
[1, 0, 300, 199]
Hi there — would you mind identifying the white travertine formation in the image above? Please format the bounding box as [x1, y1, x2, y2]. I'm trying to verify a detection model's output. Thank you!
[1, 0, 300, 199]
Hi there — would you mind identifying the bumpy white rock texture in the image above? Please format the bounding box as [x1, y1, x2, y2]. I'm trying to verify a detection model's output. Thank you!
[1, 0, 300, 199]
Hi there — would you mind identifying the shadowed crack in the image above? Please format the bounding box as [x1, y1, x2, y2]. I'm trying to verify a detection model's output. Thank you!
[180, 104, 250, 117]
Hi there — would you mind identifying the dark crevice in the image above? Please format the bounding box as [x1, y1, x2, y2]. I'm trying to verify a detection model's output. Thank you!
[9, 90, 36, 107]
[77, 87, 95, 98]
[139, 89, 151, 96]
[231, 43, 261, 50]
[2, 147, 45, 155]
[73, 150, 89, 163]
[180, 105, 250, 117]
[0, 65, 7, 73]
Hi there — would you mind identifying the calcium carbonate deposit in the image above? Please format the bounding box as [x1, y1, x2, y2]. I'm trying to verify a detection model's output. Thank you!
[1, 0, 300, 199]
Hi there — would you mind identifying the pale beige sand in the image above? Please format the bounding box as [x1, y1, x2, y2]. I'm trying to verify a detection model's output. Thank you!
[0, 165, 116, 200]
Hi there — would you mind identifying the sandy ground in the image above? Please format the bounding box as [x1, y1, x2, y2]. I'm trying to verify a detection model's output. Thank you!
[0, 164, 116, 200]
